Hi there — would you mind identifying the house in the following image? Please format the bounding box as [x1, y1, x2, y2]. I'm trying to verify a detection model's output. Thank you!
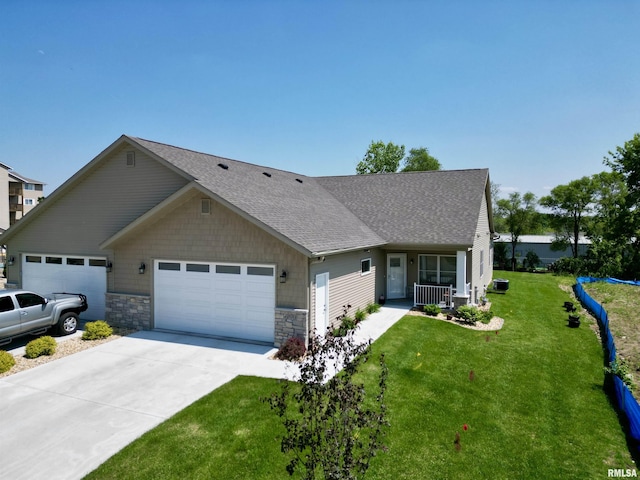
[0, 162, 46, 231]
[493, 234, 591, 267]
[1, 135, 494, 346]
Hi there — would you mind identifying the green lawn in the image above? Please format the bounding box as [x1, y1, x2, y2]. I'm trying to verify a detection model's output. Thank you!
[86, 272, 635, 479]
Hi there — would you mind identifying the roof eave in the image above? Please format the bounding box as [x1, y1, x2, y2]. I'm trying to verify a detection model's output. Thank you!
[312, 242, 389, 257]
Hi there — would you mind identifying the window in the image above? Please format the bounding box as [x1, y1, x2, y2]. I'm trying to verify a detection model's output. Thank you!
[24, 199, 34, 206]
[126, 151, 135, 167]
[46, 257, 62, 264]
[418, 255, 457, 286]
[16, 293, 45, 308]
[480, 250, 485, 277]
[187, 263, 210, 273]
[201, 199, 211, 215]
[0, 296, 15, 313]
[248, 266, 274, 276]
[24, 183, 35, 190]
[361, 258, 371, 275]
[216, 265, 241, 274]
[67, 258, 85, 266]
[159, 262, 181, 271]
[89, 259, 107, 267]
[26, 256, 42, 263]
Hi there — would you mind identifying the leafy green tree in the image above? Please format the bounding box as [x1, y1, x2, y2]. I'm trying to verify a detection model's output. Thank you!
[539, 176, 596, 258]
[356, 141, 405, 174]
[493, 241, 509, 270]
[266, 329, 389, 479]
[588, 171, 627, 239]
[490, 182, 507, 233]
[602, 134, 640, 277]
[524, 250, 540, 270]
[496, 192, 539, 271]
[401, 147, 441, 172]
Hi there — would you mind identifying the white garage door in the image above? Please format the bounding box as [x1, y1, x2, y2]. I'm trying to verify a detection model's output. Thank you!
[22, 254, 107, 320]
[154, 260, 276, 343]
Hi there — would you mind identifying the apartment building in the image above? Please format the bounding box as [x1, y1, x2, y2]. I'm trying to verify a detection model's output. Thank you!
[0, 163, 45, 232]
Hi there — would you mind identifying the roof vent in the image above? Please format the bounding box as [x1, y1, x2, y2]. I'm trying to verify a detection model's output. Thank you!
[262, 172, 272, 178]
[295, 178, 303, 184]
[218, 163, 229, 170]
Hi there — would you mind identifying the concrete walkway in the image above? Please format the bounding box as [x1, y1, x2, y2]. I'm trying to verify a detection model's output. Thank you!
[0, 302, 411, 480]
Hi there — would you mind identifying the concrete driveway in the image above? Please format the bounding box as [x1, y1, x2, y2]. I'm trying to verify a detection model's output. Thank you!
[0, 302, 410, 480]
[0, 331, 289, 480]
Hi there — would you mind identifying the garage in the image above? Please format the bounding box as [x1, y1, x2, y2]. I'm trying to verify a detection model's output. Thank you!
[153, 260, 276, 343]
[21, 254, 107, 320]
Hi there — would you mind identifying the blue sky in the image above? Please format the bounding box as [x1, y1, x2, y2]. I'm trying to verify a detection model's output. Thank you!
[1, 1, 639, 200]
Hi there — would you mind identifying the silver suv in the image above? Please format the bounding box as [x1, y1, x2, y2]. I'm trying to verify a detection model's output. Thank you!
[0, 290, 88, 346]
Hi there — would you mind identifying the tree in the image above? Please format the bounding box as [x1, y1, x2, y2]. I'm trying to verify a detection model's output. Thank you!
[356, 141, 405, 174]
[490, 181, 507, 233]
[401, 147, 441, 172]
[493, 241, 509, 270]
[539, 176, 596, 258]
[602, 133, 640, 278]
[266, 329, 389, 479]
[496, 192, 538, 271]
[605, 133, 640, 205]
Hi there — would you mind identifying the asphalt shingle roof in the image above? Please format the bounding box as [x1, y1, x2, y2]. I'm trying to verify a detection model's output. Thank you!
[129, 137, 386, 255]
[315, 169, 490, 247]
[130, 137, 489, 254]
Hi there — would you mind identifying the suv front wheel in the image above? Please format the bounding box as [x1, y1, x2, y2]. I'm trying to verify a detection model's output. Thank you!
[57, 312, 79, 336]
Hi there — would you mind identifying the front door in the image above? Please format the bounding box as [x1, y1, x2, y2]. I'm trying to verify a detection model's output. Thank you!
[315, 272, 329, 335]
[387, 254, 407, 299]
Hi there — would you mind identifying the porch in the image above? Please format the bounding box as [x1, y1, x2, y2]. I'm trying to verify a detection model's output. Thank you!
[413, 282, 471, 308]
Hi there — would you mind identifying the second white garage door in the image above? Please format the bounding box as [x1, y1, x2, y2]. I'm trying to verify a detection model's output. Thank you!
[154, 260, 276, 343]
[22, 254, 107, 320]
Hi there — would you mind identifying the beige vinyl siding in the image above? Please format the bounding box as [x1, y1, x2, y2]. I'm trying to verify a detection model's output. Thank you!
[5, 146, 189, 285]
[110, 191, 308, 310]
[471, 191, 492, 301]
[309, 250, 378, 332]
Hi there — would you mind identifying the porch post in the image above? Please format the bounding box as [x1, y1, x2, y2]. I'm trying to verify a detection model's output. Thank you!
[453, 250, 469, 309]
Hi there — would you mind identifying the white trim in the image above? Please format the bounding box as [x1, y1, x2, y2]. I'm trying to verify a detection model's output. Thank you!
[361, 257, 372, 276]
[315, 272, 330, 336]
[386, 253, 407, 300]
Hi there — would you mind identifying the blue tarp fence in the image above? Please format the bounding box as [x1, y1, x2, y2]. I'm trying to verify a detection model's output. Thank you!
[575, 277, 640, 447]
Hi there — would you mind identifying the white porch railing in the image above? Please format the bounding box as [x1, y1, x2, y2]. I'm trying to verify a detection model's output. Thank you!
[414, 283, 453, 307]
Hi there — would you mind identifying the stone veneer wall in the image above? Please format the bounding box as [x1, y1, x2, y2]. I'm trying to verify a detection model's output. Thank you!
[274, 308, 309, 348]
[106, 292, 151, 330]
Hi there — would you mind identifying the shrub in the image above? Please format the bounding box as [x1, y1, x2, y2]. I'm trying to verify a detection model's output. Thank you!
[276, 337, 307, 361]
[82, 320, 113, 340]
[0, 350, 15, 374]
[265, 330, 389, 479]
[549, 257, 586, 275]
[423, 304, 441, 316]
[479, 309, 493, 324]
[354, 308, 366, 323]
[524, 250, 541, 270]
[605, 357, 634, 391]
[25, 336, 57, 359]
[332, 316, 356, 337]
[456, 305, 493, 324]
[365, 303, 381, 315]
